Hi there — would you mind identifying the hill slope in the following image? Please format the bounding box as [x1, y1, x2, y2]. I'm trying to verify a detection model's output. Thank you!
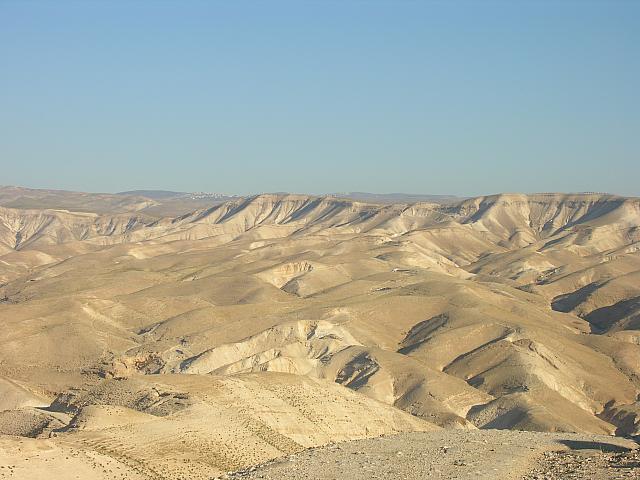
[0, 190, 639, 478]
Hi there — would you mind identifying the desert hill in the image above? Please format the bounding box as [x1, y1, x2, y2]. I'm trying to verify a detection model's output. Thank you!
[0, 188, 639, 478]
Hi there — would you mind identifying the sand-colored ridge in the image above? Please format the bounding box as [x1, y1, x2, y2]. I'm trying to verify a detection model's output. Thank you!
[0, 188, 639, 478]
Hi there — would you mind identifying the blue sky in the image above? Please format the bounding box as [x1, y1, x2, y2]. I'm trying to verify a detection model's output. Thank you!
[1, 0, 638, 195]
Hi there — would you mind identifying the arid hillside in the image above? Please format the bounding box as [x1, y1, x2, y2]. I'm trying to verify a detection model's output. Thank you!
[0, 189, 639, 478]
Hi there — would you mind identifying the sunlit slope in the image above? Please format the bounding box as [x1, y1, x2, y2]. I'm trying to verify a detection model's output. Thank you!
[0, 374, 435, 480]
[0, 192, 639, 443]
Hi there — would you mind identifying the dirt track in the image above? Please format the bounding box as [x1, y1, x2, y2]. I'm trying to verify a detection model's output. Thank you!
[230, 430, 638, 480]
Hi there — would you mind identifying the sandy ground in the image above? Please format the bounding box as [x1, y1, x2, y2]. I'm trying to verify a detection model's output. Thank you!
[0, 437, 147, 480]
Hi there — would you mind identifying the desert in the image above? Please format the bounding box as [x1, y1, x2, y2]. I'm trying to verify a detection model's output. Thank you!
[0, 187, 638, 479]
[2, 1, 639, 477]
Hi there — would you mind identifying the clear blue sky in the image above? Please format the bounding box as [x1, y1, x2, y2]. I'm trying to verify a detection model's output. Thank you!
[1, 1, 638, 196]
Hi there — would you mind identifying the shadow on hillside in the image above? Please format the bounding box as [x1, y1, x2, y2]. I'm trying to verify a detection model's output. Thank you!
[559, 439, 631, 453]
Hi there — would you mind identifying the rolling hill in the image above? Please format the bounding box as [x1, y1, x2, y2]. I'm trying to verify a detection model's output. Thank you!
[0, 188, 639, 478]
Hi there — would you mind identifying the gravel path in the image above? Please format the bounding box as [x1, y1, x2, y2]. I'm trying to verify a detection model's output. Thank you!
[225, 430, 638, 480]
[523, 447, 640, 479]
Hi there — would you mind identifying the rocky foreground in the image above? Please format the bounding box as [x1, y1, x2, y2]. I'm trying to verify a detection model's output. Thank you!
[230, 430, 638, 480]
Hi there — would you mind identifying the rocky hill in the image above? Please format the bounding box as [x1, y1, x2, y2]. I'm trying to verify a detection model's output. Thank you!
[0, 190, 639, 478]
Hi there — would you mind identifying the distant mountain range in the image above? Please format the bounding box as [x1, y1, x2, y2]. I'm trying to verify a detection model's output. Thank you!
[0, 186, 465, 217]
[0, 186, 240, 216]
[116, 189, 239, 200]
[331, 192, 463, 204]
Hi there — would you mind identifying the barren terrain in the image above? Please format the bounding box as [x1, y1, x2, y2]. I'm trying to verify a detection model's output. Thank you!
[0, 187, 639, 478]
[238, 430, 638, 480]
